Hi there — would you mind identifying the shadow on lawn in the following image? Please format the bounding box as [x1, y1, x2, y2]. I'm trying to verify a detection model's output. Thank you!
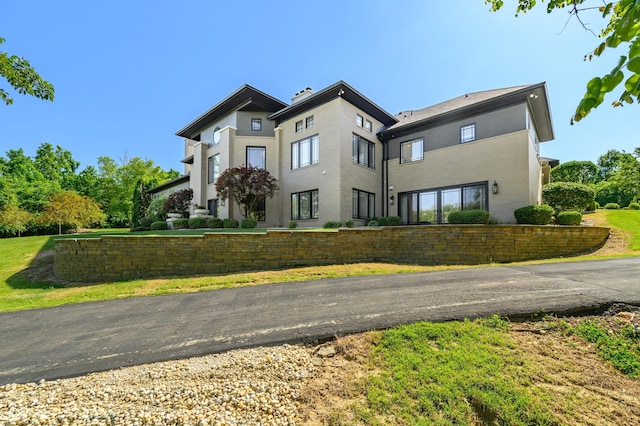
[6, 235, 67, 290]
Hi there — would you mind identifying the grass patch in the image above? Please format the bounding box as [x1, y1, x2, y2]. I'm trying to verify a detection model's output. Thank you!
[346, 317, 559, 425]
[605, 210, 640, 250]
[570, 319, 640, 377]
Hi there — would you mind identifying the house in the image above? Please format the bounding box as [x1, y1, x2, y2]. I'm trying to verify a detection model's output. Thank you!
[150, 81, 554, 224]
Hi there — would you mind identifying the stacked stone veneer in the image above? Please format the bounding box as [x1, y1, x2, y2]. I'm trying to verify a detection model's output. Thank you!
[54, 225, 609, 284]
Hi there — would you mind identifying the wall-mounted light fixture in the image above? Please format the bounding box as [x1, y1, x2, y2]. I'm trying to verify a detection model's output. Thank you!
[389, 195, 395, 205]
[219, 198, 225, 207]
[492, 181, 499, 194]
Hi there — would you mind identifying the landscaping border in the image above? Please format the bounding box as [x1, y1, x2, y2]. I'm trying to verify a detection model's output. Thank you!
[54, 225, 610, 283]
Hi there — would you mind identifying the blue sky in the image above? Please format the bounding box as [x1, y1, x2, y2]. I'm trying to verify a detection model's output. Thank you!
[2, 0, 637, 173]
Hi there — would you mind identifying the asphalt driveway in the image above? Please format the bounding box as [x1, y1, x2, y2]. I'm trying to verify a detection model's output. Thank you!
[1, 257, 639, 385]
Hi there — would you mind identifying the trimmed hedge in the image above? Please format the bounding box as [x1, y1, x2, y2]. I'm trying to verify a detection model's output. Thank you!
[629, 202, 640, 210]
[556, 211, 582, 226]
[514, 205, 555, 225]
[288, 221, 298, 229]
[208, 218, 224, 228]
[241, 218, 257, 229]
[447, 210, 490, 224]
[223, 218, 239, 228]
[189, 217, 208, 229]
[150, 221, 168, 231]
[542, 182, 594, 213]
[604, 203, 620, 210]
[323, 221, 342, 228]
[386, 216, 402, 226]
[173, 218, 189, 230]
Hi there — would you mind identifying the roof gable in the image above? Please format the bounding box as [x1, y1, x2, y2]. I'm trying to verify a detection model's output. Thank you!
[176, 84, 288, 139]
[267, 81, 398, 126]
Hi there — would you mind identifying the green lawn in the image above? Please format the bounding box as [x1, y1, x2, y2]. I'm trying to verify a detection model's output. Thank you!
[605, 209, 640, 250]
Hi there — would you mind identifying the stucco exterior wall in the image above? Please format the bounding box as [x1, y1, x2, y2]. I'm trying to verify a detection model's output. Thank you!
[54, 226, 609, 284]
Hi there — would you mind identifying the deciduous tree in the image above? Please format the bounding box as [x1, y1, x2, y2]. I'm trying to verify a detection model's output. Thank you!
[215, 166, 278, 218]
[38, 190, 105, 234]
[0, 204, 34, 237]
[550, 160, 599, 184]
[486, 0, 640, 122]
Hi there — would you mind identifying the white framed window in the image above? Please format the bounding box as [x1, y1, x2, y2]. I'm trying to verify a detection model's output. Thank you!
[400, 138, 424, 164]
[295, 120, 303, 133]
[365, 119, 372, 132]
[291, 135, 319, 169]
[208, 154, 220, 184]
[251, 118, 262, 131]
[247, 146, 266, 169]
[306, 115, 314, 129]
[356, 114, 363, 127]
[460, 123, 476, 143]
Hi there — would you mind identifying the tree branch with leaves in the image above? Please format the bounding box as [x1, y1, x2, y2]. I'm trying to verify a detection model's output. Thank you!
[0, 37, 54, 105]
[486, 0, 640, 122]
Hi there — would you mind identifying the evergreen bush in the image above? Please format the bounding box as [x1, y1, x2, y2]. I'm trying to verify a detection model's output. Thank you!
[323, 221, 342, 228]
[629, 202, 640, 210]
[150, 221, 168, 230]
[223, 218, 239, 228]
[173, 218, 189, 230]
[386, 216, 402, 226]
[345, 219, 355, 228]
[241, 218, 257, 229]
[188, 217, 208, 229]
[374, 216, 388, 226]
[604, 203, 620, 210]
[514, 205, 555, 225]
[556, 211, 582, 226]
[447, 210, 490, 224]
[542, 182, 594, 213]
[207, 218, 224, 228]
[288, 220, 298, 229]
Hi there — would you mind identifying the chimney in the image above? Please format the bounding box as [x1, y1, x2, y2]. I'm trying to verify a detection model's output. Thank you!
[291, 87, 314, 103]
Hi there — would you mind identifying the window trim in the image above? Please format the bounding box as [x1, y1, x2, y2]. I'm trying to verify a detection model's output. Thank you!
[460, 123, 476, 143]
[352, 188, 376, 220]
[295, 120, 303, 133]
[246, 146, 266, 169]
[398, 181, 488, 224]
[399, 138, 424, 164]
[291, 134, 319, 170]
[291, 189, 319, 220]
[305, 115, 314, 129]
[365, 119, 372, 132]
[352, 133, 375, 169]
[251, 118, 262, 131]
[356, 114, 363, 127]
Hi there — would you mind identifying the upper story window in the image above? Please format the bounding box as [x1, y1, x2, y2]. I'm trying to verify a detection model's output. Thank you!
[460, 123, 476, 143]
[400, 138, 424, 164]
[295, 120, 303, 133]
[291, 135, 319, 170]
[356, 114, 364, 127]
[352, 134, 375, 169]
[305, 115, 314, 129]
[208, 154, 220, 184]
[365, 119, 372, 132]
[247, 146, 266, 169]
[251, 118, 262, 131]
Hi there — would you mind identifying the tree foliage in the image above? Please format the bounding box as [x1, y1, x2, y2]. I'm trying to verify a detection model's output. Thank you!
[550, 160, 599, 184]
[38, 190, 105, 234]
[0, 204, 34, 237]
[162, 189, 193, 215]
[0, 37, 54, 105]
[486, 0, 640, 122]
[215, 165, 279, 218]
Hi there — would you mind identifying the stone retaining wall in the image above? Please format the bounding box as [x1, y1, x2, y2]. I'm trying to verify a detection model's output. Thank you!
[53, 225, 610, 284]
